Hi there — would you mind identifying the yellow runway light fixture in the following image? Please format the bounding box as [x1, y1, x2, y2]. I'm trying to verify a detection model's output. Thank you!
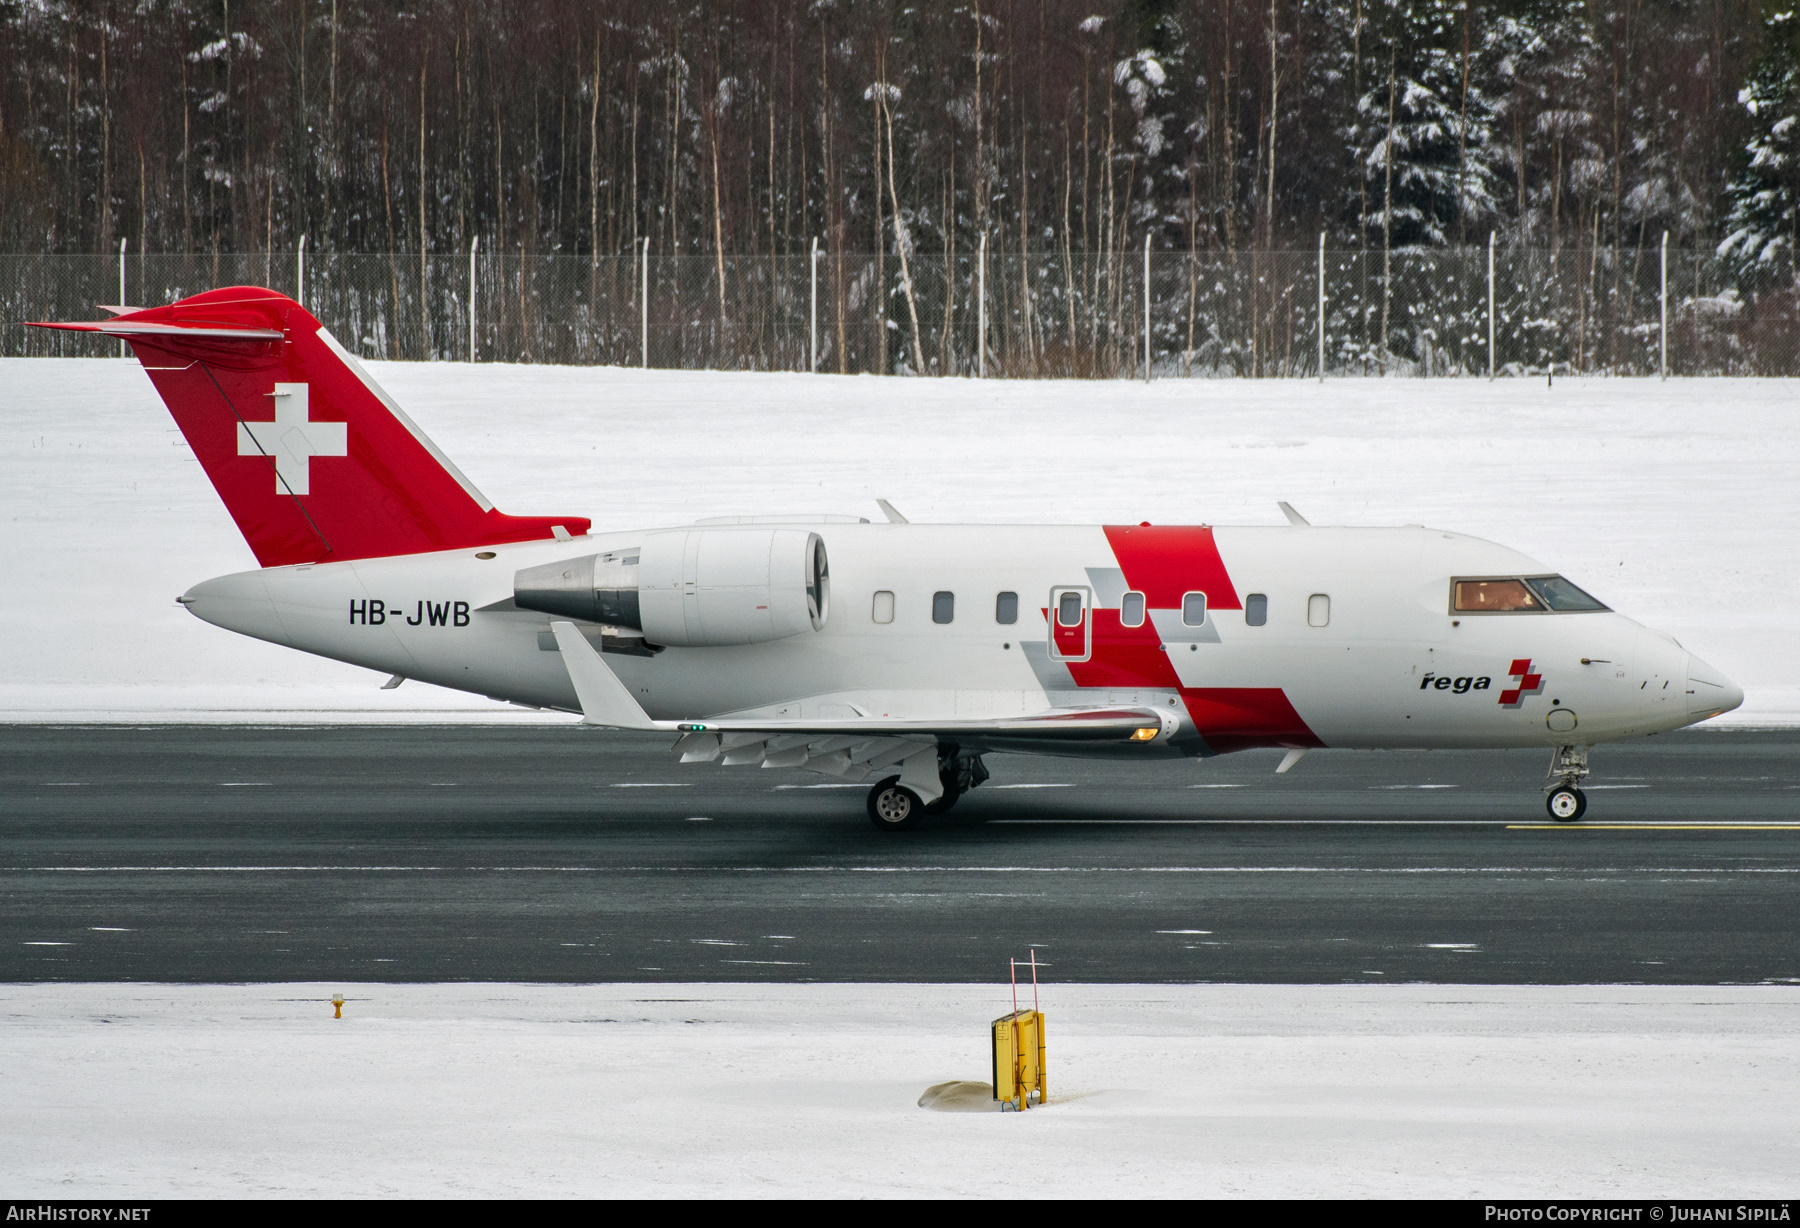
[993, 952, 1048, 1112]
[332, 993, 344, 1019]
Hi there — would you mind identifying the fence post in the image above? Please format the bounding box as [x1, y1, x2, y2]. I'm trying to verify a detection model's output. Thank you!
[117, 238, 127, 357]
[297, 234, 307, 309]
[1487, 232, 1496, 381]
[467, 236, 478, 363]
[1660, 230, 1669, 380]
[978, 231, 987, 378]
[810, 236, 819, 373]
[1317, 232, 1326, 382]
[641, 237, 650, 370]
[1143, 234, 1152, 382]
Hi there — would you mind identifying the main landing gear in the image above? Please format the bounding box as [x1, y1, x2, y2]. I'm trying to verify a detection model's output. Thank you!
[867, 777, 922, 831]
[866, 747, 989, 832]
[1544, 744, 1590, 822]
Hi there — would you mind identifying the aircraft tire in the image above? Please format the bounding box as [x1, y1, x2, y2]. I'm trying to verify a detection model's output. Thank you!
[1546, 786, 1587, 822]
[923, 775, 963, 815]
[867, 776, 925, 832]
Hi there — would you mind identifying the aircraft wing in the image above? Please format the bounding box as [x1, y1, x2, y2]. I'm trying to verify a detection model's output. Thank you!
[549, 621, 1174, 800]
[675, 710, 1169, 739]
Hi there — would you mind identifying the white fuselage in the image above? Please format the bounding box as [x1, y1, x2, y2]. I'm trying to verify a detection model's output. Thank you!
[180, 520, 1730, 756]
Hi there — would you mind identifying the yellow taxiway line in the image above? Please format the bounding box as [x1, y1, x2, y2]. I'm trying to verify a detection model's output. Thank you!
[1508, 824, 1800, 831]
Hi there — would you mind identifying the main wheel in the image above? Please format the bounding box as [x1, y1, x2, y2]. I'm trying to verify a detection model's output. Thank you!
[867, 776, 924, 832]
[1546, 786, 1587, 822]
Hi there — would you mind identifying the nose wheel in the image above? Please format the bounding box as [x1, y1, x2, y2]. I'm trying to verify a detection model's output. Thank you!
[1543, 745, 1591, 822]
[1546, 786, 1587, 822]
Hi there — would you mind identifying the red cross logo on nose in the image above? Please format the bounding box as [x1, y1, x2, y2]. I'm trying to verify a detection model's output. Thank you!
[1498, 658, 1543, 706]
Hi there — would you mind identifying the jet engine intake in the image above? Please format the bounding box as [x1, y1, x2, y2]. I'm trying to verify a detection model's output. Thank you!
[514, 528, 828, 647]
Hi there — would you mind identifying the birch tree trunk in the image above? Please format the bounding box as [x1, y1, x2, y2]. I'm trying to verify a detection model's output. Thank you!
[880, 84, 926, 375]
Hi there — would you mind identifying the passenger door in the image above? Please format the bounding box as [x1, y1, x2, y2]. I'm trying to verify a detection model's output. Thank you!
[1048, 586, 1091, 663]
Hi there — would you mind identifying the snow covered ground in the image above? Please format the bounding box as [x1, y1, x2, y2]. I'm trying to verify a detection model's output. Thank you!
[2, 358, 1794, 723]
[3, 982, 1795, 1198]
[7, 364, 1797, 1198]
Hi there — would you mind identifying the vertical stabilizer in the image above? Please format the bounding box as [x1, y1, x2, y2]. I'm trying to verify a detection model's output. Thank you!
[31, 286, 589, 566]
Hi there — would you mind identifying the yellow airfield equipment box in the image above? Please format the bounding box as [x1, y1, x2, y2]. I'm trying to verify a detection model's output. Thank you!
[992, 1009, 1047, 1110]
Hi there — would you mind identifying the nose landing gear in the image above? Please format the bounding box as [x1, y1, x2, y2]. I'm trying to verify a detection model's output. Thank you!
[1544, 744, 1590, 822]
[1546, 785, 1587, 821]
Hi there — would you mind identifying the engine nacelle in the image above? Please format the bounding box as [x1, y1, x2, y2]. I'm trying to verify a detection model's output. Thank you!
[513, 528, 829, 648]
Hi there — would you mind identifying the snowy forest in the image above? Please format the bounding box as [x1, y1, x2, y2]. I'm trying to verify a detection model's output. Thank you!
[4, 0, 1800, 375]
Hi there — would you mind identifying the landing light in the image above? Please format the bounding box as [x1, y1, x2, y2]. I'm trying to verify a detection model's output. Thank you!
[1130, 727, 1159, 742]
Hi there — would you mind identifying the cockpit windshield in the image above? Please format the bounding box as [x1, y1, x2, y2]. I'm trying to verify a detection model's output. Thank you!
[1452, 576, 1608, 613]
[1523, 575, 1608, 611]
[1453, 579, 1542, 612]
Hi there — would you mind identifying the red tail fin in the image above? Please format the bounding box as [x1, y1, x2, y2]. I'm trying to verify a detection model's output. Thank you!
[31, 286, 588, 567]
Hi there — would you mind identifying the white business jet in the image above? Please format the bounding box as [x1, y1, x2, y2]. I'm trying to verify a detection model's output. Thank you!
[34, 287, 1742, 830]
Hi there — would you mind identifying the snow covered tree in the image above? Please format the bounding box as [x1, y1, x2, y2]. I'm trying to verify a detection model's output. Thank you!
[1344, 0, 1501, 248]
[1496, 1, 1604, 249]
[1719, 7, 1800, 275]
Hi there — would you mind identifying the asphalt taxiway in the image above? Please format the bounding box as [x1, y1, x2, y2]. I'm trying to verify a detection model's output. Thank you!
[4, 725, 1797, 983]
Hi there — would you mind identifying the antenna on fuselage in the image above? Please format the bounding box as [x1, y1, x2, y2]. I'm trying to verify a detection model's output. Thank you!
[876, 499, 909, 524]
[1277, 501, 1310, 527]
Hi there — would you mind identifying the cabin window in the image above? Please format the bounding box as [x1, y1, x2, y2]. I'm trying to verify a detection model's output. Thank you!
[1120, 591, 1146, 628]
[1181, 592, 1207, 626]
[1453, 579, 1541, 613]
[871, 590, 895, 624]
[1308, 594, 1331, 627]
[1245, 593, 1267, 626]
[1057, 591, 1084, 627]
[996, 592, 1018, 624]
[933, 591, 955, 624]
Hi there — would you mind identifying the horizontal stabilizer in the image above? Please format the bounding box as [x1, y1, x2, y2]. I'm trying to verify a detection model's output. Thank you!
[30, 318, 285, 341]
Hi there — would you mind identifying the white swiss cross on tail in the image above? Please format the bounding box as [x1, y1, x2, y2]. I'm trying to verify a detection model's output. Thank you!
[236, 382, 347, 496]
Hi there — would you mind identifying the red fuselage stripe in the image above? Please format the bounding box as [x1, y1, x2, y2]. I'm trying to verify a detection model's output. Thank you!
[1096, 524, 1323, 753]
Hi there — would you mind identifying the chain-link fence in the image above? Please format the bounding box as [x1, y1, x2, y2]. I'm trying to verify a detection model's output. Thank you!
[3, 246, 1795, 376]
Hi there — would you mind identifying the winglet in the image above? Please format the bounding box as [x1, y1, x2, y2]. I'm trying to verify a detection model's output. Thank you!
[1277, 502, 1310, 527]
[876, 499, 909, 524]
[550, 621, 678, 730]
